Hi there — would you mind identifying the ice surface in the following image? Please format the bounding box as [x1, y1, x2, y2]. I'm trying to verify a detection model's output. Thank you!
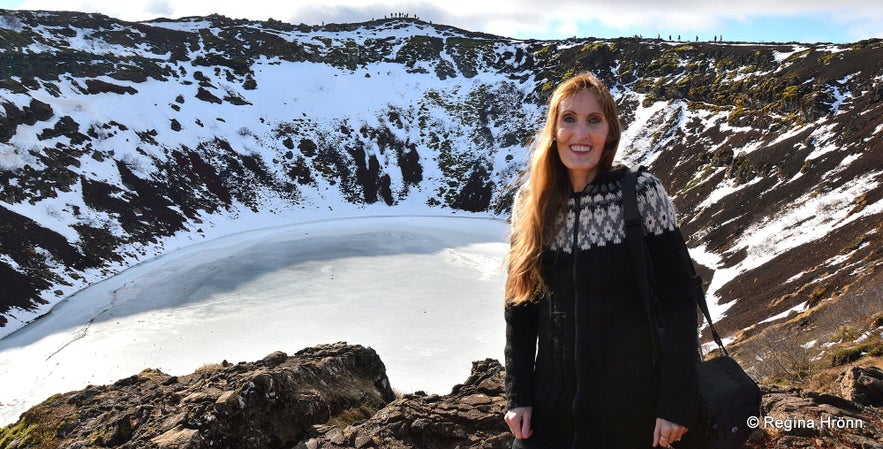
[0, 216, 509, 426]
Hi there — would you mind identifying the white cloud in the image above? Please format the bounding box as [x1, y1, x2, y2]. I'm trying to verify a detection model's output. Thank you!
[829, 7, 883, 41]
[143, 0, 172, 17]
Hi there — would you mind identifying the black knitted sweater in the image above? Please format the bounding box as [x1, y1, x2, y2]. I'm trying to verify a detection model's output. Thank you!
[505, 166, 699, 449]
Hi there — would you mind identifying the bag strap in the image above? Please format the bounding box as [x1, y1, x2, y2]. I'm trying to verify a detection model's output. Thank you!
[622, 166, 664, 363]
[622, 165, 729, 357]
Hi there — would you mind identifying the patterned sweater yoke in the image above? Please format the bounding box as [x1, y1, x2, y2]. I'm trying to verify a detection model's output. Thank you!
[547, 171, 679, 253]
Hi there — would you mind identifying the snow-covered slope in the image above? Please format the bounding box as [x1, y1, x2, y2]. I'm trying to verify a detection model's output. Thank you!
[0, 10, 881, 378]
[0, 12, 539, 333]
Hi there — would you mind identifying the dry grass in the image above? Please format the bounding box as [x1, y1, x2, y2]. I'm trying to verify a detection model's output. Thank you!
[0, 394, 77, 449]
[324, 405, 377, 428]
[731, 265, 883, 388]
[803, 355, 883, 395]
[746, 306, 883, 388]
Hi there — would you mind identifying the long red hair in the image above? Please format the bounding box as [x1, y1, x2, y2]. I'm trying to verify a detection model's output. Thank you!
[505, 72, 621, 305]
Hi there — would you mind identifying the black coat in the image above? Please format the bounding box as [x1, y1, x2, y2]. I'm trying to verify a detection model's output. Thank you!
[505, 167, 699, 449]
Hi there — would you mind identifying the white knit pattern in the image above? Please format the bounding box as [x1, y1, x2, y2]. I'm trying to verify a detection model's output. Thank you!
[547, 172, 678, 253]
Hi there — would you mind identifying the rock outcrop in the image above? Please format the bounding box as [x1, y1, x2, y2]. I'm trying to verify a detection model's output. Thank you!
[840, 366, 883, 408]
[753, 383, 883, 449]
[299, 358, 511, 449]
[2, 343, 881, 449]
[0, 343, 395, 449]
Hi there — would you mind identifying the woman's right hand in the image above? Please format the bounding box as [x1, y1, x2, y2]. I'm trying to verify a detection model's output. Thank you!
[504, 406, 534, 440]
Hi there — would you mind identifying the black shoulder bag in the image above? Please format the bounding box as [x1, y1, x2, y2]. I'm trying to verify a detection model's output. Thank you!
[622, 166, 762, 449]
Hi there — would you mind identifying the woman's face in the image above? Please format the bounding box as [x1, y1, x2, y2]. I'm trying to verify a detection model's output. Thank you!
[555, 89, 610, 191]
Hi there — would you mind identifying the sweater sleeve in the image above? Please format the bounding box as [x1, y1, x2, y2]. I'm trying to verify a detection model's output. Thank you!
[504, 299, 539, 409]
[637, 172, 699, 428]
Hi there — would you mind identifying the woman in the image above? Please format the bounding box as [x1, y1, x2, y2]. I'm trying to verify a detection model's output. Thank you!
[503, 72, 699, 448]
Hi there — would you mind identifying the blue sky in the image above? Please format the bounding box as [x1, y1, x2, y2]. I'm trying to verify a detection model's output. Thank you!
[1, 0, 881, 43]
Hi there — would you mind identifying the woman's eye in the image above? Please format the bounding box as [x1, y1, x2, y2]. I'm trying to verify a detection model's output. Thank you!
[562, 115, 576, 123]
[589, 116, 602, 124]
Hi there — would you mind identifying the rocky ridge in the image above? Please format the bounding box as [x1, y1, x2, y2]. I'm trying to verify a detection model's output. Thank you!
[1, 343, 881, 449]
[0, 343, 395, 449]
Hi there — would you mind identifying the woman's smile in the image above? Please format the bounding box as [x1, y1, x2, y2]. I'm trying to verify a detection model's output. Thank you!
[569, 144, 593, 153]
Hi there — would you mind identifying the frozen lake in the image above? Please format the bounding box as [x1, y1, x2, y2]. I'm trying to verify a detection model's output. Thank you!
[0, 216, 509, 426]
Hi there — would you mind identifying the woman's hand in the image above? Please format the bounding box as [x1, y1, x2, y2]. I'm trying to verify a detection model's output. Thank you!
[652, 417, 687, 447]
[504, 406, 533, 440]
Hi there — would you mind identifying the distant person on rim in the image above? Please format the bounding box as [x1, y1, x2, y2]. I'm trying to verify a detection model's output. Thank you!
[503, 72, 699, 448]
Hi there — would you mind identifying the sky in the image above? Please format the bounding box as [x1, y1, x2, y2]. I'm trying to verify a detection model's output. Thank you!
[0, 0, 881, 43]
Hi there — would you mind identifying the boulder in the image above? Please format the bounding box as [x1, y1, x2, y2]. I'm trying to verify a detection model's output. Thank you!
[299, 358, 512, 449]
[840, 365, 883, 407]
[0, 343, 394, 449]
[750, 383, 883, 448]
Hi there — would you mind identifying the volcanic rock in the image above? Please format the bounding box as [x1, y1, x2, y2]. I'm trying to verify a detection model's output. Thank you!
[0, 343, 394, 449]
